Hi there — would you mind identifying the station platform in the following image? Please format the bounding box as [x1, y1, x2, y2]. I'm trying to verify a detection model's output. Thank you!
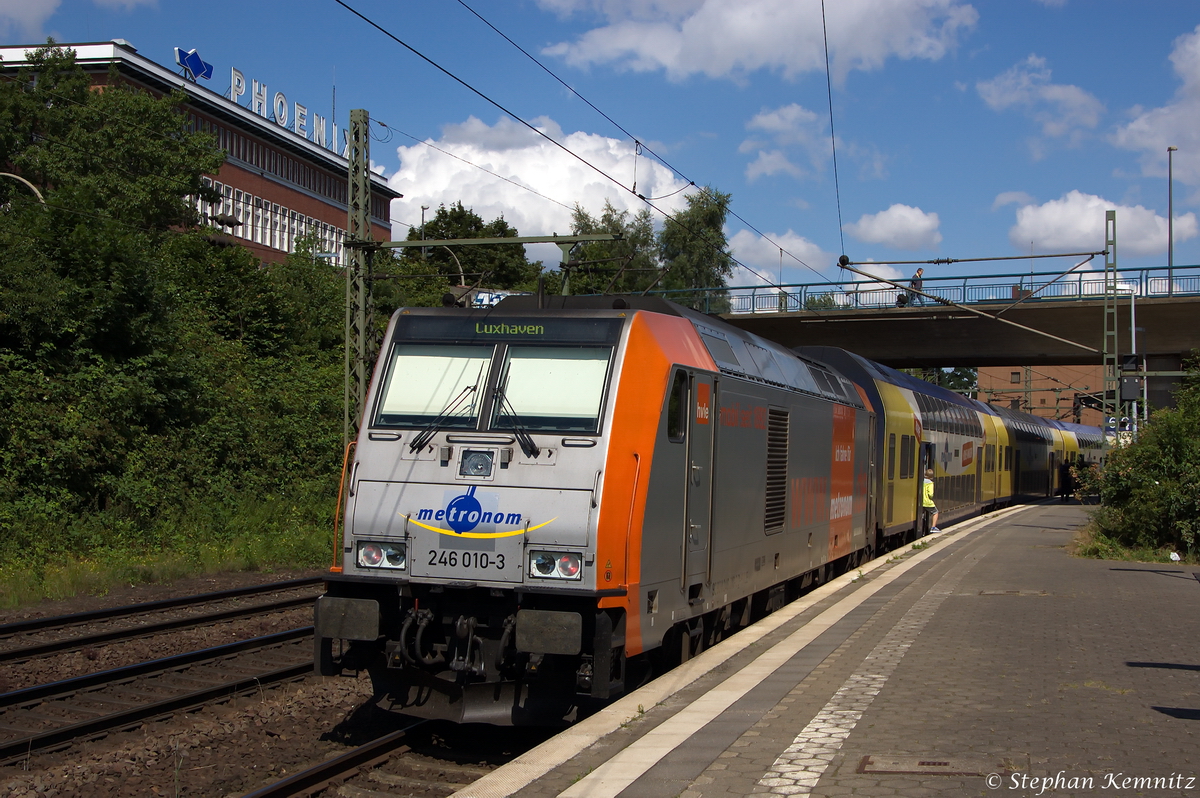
[454, 502, 1200, 798]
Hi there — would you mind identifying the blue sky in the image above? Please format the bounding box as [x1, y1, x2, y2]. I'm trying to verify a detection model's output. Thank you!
[5, 0, 1200, 287]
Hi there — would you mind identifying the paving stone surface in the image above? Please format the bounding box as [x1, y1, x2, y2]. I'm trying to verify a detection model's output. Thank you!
[509, 504, 1200, 798]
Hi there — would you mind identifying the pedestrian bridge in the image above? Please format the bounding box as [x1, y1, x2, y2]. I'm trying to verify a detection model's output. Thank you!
[658, 264, 1200, 369]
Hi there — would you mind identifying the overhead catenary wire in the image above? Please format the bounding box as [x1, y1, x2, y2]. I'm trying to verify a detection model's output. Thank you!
[333, 0, 787, 294]
[452, 0, 831, 287]
[821, 0, 846, 261]
[377, 121, 574, 212]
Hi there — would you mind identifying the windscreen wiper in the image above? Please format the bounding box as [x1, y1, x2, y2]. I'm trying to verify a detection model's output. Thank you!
[408, 381, 480, 454]
[493, 383, 540, 459]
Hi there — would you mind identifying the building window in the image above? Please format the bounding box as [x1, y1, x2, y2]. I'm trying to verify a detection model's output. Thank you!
[1010, 371, 1021, 384]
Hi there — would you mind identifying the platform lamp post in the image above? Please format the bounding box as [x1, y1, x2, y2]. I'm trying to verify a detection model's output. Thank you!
[1168, 146, 1177, 296]
[420, 205, 429, 261]
[0, 172, 45, 203]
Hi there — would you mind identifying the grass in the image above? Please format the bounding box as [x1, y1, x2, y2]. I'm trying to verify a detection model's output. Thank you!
[1071, 522, 1196, 564]
[0, 492, 335, 610]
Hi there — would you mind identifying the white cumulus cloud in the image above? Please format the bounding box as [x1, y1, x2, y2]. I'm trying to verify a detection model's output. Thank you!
[977, 54, 1104, 148]
[1008, 190, 1198, 257]
[0, 0, 154, 39]
[743, 150, 804, 182]
[728, 229, 832, 285]
[92, 0, 154, 8]
[0, 0, 61, 38]
[387, 115, 689, 265]
[844, 204, 943, 251]
[1113, 25, 1200, 186]
[540, 0, 978, 83]
[740, 103, 829, 182]
[993, 191, 1036, 210]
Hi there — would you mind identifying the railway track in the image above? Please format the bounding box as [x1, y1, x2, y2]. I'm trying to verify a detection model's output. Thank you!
[241, 726, 495, 798]
[0, 576, 322, 664]
[0, 626, 315, 764]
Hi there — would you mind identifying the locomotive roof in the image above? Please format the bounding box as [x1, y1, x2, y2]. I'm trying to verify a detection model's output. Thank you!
[491, 295, 865, 409]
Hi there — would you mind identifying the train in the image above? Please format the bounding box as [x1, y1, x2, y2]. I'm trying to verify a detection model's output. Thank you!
[313, 295, 1104, 724]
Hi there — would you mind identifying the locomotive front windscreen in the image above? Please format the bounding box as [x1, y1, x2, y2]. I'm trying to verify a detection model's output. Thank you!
[375, 344, 491, 427]
[493, 346, 611, 433]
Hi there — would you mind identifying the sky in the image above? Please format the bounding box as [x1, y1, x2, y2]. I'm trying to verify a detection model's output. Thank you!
[4, 0, 1200, 289]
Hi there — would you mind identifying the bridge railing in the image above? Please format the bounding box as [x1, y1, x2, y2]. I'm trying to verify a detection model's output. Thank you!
[654, 264, 1200, 315]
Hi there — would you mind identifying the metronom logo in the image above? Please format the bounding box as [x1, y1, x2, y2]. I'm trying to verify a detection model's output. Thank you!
[407, 486, 555, 539]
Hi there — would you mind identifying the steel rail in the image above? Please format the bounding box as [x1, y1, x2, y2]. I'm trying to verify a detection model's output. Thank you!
[0, 576, 322, 637]
[0, 594, 317, 664]
[238, 729, 412, 798]
[0, 626, 312, 708]
[0, 627, 315, 764]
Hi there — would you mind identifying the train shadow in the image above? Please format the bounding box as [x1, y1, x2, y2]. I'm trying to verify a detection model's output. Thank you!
[1128, 662, 1200, 721]
[321, 696, 559, 764]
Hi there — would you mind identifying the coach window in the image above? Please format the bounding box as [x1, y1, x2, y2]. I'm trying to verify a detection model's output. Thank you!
[667, 370, 688, 442]
[887, 433, 896, 480]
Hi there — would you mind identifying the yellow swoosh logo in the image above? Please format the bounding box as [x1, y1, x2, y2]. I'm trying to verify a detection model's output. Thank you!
[404, 514, 557, 539]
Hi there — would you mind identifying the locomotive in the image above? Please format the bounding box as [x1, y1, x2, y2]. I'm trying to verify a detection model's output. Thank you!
[314, 295, 1102, 724]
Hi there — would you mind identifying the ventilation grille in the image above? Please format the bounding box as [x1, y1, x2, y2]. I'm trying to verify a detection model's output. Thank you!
[765, 408, 789, 533]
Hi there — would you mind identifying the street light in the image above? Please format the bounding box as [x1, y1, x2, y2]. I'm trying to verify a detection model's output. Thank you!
[442, 245, 465, 287]
[420, 205, 429, 261]
[0, 172, 45, 203]
[1168, 145, 1177, 295]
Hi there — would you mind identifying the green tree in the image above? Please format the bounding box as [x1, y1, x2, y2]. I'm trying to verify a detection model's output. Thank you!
[568, 200, 658, 295]
[656, 187, 735, 312]
[804, 293, 838, 310]
[0, 44, 342, 581]
[399, 202, 542, 298]
[1079, 358, 1200, 558]
[905, 368, 977, 394]
[939, 367, 978, 393]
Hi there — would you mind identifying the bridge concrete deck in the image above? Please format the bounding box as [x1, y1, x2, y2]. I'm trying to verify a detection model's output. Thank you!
[720, 296, 1200, 369]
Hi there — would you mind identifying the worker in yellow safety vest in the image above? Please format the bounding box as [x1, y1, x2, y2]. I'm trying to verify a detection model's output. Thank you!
[922, 468, 940, 534]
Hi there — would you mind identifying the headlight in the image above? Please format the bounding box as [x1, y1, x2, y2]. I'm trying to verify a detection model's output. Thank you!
[459, 449, 494, 478]
[557, 553, 581, 578]
[528, 550, 582, 580]
[357, 541, 406, 570]
[360, 543, 383, 567]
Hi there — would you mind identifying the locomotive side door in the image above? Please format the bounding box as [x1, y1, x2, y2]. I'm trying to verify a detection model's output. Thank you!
[683, 371, 715, 598]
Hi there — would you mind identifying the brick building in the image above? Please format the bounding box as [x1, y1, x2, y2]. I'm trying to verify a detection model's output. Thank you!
[977, 365, 1108, 426]
[0, 39, 399, 265]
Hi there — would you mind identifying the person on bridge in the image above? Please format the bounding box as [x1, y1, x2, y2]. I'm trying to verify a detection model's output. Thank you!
[923, 468, 940, 533]
[909, 268, 925, 306]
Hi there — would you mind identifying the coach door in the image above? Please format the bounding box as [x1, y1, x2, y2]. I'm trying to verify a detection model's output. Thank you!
[867, 415, 878, 543]
[917, 442, 935, 521]
[682, 371, 715, 599]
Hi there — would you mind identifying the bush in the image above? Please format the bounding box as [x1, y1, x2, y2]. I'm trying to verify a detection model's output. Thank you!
[1080, 360, 1200, 557]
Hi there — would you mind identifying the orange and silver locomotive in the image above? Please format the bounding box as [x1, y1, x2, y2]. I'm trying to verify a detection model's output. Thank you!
[315, 296, 1101, 724]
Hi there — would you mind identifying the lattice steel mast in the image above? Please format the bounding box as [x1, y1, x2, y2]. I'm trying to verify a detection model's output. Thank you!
[345, 109, 374, 447]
